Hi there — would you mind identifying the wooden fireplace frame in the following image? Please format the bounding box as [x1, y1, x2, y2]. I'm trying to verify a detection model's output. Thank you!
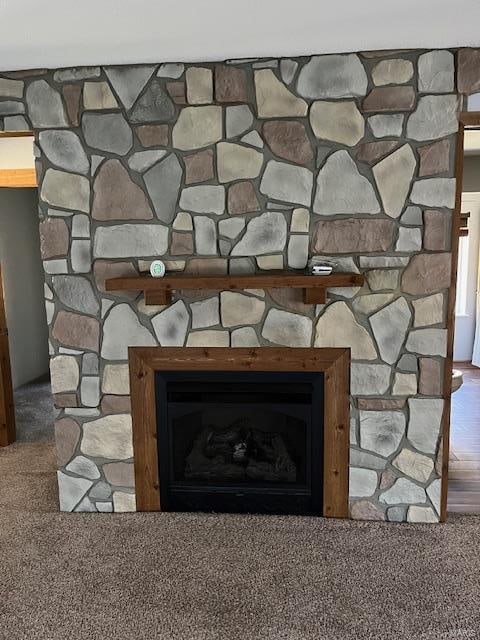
[128, 346, 350, 518]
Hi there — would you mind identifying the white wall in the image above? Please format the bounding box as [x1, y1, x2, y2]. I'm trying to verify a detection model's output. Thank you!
[0, 188, 49, 388]
[0, 0, 479, 71]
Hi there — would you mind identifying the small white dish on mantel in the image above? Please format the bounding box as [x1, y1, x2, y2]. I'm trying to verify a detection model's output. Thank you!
[311, 265, 333, 276]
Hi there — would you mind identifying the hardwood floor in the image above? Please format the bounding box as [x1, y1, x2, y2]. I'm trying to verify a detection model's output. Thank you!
[448, 363, 480, 513]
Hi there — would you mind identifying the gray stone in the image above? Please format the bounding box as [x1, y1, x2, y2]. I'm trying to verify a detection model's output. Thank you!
[387, 506, 407, 522]
[81, 376, 100, 408]
[229, 258, 255, 274]
[219, 217, 245, 239]
[262, 309, 312, 347]
[413, 293, 444, 327]
[373, 144, 416, 218]
[397, 354, 418, 372]
[54, 67, 100, 82]
[406, 329, 447, 357]
[351, 364, 391, 395]
[50, 355, 79, 394]
[393, 448, 434, 483]
[407, 95, 459, 141]
[131, 81, 175, 123]
[73, 497, 96, 512]
[157, 63, 184, 78]
[81, 414, 133, 460]
[315, 302, 377, 360]
[128, 150, 167, 173]
[94, 224, 168, 258]
[401, 206, 422, 225]
[39, 130, 89, 175]
[372, 59, 413, 86]
[226, 105, 254, 138]
[241, 131, 264, 148]
[314, 150, 380, 215]
[26, 80, 68, 127]
[191, 297, 219, 329]
[52, 276, 99, 315]
[217, 142, 263, 183]
[231, 211, 287, 256]
[194, 216, 217, 255]
[66, 455, 100, 480]
[71, 240, 91, 274]
[102, 304, 156, 359]
[231, 327, 260, 347]
[367, 269, 399, 291]
[179, 185, 225, 215]
[360, 410, 405, 457]
[312, 255, 361, 298]
[104, 65, 155, 109]
[221, 292, 265, 327]
[57, 471, 93, 512]
[380, 478, 426, 505]
[349, 468, 378, 497]
[255, 69, 307, 117]
[396, 227, 422, 252]
[418, 50, 454, 93]
[287, 235, 309, 269]
[369, 297, 411, 364]
[350, 449, 387, 470]
[410, 178, 456, 208]
[427, 478, 441, 515]
[72, 214, 90, 238]
[144, 154, 182, 223]
[280, 59, 298, 84]
[368, 114, 404, 138]
[90, 481, 112, 500]
[83, 113, 133, 155]
[186, 331, 229, 347]
[260, 160, 312, 206]
[407, 398, 444, 454]
[173, 106, 222, 150]
[3, 115, 29, 130]
[152, 301, 189, 346]
[351, 294, 395, 315]
[41, 169, 90, 213]
[310, 101, 364, 146]
[0, 101, 24, 115]
[82, 353, 98, 375]
[297, 54, 368, 99]
[407, 506, 437, 523]
[0, 77, 24, 98]
[43, 259, 68, 275]
[96, 502, 113, 512]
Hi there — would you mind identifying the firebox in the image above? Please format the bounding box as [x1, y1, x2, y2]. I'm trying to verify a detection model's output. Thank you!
[155, 371, 324, 515]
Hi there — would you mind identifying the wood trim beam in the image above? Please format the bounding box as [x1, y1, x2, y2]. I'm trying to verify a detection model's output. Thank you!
[128, 346, 350, 518]
[0, 168, 37, 188]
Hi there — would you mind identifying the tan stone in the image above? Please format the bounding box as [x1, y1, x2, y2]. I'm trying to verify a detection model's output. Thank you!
[170, 232, 193, 255]
[254, 69, 307, 118]
[62, 84, 81, 127]
[39, 218, 69, 259]
[184, 149, 214, 184]
[101, 395, 132, 414]
[92, 159, 153, 221]
[184, 258, 227, 275]
[310, 101, 364, 146]
[372, 59, 413, 86]
[215, 65, 248, 103]
[392, 373, 417, 396]
[312, 219, 395, 254]
[173, 211, 193, 231]
[356, 141, 399, 165]
[217, 142, 263, 183]
[419, 358, 443, 395]
[268, 288, 311, 314]
[186, 67, 212, 104]
[103, 462, 135, 487]
[166, 81, 186, 105]
[402, 253, 451, 295]
[186, 330, 229, 346]
[418, 139, 450, 177]
[413, 293, 444, 327]
[220, 291, 265, 327]
[136, 124, 169, 147]
[113, 491, 136, 512]
[102, 364, 130, 395]
[263, 120, 313, 165]
[357, 398, 405, 410]
[227, 181, 260, 214]
[172, 106, 222, 150]
[458, 49, 480, 94]
[372, 144, 416, 218]
[256, 255, 284, 270]
[350, 500, 385, 521]
[93, 260, 137, 295]
[363, 86, 416, 112]
[50, 355, 79, 394]
[52, 311, 99, 351]
[81, 414, 133, 460]
[83, 81, 117, 109]
[393, 448, 434, 483]
[290, 208, 310, 233]
[424, 210, 450, 251]
[314, 301, 377, 360]
[55, 417, 80, 466]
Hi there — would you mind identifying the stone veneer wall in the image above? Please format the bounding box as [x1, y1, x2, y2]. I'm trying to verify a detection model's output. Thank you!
[2, 48, 480, 520]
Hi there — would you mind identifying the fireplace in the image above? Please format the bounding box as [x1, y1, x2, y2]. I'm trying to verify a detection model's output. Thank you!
[128, 347, 349, 518]
[155, 371, 324, 515]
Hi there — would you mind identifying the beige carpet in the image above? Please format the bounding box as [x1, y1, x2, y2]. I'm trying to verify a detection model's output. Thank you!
[1, 441, 480, 640]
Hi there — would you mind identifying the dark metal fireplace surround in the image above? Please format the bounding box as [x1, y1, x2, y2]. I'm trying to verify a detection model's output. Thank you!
[129, 347, 349, 518]
[155, 371, 324, 515]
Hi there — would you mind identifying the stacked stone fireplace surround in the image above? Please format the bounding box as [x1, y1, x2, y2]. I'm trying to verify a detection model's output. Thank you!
[2, 47, 480, 521]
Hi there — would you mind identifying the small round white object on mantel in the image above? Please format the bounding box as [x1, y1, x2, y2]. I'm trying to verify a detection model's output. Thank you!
[150, 260, 166, 278]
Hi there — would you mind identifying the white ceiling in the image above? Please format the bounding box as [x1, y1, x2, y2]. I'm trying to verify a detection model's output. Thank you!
[0, 0, 480, 72]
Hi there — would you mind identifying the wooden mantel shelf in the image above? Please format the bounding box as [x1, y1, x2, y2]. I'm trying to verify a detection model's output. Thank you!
[105, 271, 364, 305]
